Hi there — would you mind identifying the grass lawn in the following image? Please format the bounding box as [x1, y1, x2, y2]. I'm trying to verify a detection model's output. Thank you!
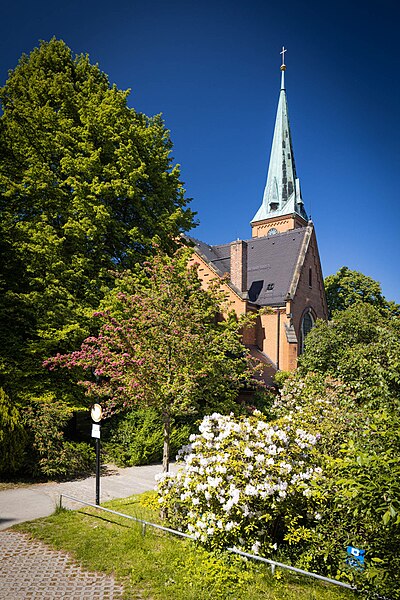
[16, 492, 357, 600]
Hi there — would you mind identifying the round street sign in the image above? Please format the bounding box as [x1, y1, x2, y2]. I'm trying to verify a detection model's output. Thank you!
[91, 403, 103, 423]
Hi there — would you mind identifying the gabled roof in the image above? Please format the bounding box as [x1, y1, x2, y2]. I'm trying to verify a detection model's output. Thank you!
[246, 228, 308, 305]
[190, 237, 231, 277]
[189, 226, 310, 306]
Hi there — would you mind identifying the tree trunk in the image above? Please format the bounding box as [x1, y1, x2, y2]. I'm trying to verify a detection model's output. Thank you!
[162, 411, 170, 473]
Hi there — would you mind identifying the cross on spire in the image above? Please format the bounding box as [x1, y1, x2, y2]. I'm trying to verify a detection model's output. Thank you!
[280, 46, 287, 65]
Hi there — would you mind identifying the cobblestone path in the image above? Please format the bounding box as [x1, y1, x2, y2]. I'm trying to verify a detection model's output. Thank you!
[0, 530, 125, 599]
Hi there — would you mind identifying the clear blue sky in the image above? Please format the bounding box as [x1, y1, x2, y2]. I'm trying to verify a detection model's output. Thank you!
[1, 0, 399, 302]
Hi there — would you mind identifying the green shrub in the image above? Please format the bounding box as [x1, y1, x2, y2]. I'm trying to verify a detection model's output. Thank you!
[61, 441, 96, 477]
[0, 387, 27, 474]
[275, 372, 400, 598]
[307, 412, 400, 599]
[273, 370, 291, 389]
[103, 407, 192, 467]
[171, 547, 252, 600]
[23, 393, 95, 479]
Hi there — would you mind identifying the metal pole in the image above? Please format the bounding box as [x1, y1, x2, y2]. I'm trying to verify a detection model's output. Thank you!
[90, 405, 103, 506]
[95, 435, 100, 505]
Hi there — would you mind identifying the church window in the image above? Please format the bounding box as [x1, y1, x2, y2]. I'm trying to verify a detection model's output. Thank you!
[300, 309, 315, 354]
[309, 267, 312, 287]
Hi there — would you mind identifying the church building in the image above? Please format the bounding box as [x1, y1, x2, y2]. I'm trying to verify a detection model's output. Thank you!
[188, 52, 328, 379]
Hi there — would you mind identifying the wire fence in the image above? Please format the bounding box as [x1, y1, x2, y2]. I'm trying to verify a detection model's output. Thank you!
[59, 493, 355, 591]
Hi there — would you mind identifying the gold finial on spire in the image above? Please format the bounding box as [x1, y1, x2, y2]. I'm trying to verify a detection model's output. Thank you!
[280, 46, 287, 71]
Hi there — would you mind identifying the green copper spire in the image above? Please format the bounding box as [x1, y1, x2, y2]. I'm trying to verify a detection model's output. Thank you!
[252, 48, 308, 224]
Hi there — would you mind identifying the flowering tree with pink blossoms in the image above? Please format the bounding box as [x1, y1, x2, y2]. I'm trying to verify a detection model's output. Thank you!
[45, 249, 261, 471]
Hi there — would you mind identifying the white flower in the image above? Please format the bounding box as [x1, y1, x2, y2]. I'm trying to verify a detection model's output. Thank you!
[251, 541, 261, 554]
[244, 484, 257, 496]
[207, 476, 222, 488]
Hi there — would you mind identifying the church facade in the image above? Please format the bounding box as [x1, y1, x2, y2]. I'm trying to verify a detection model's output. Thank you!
[188, 57, 327, 379]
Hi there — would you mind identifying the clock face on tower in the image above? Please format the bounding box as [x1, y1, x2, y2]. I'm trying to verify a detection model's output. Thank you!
[267, 228, 278, 237]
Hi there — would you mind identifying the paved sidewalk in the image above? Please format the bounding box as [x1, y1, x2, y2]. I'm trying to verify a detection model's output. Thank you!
[0, 464, 175, 599]
[0, 463, 168, 530]
[0, 530, 125, 599]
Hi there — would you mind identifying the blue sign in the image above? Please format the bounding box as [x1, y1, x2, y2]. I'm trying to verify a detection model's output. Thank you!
[346, 546, 365, 570]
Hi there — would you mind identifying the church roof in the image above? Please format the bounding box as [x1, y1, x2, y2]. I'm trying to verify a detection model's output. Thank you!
[251, 57, 308, 224]
[189, 227, 309, 306]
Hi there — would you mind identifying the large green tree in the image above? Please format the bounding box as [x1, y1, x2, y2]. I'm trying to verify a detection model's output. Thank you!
[324, 266, 399, 317]
[46, 249, 261, 471]
[0, 38, 195, 402]
[298, 302, 400, 408]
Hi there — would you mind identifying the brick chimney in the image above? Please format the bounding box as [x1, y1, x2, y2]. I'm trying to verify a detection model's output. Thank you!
[230, 239, 248, 292]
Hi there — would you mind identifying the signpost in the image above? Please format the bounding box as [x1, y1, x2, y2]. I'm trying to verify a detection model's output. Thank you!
[91, 404, 103, 505]
[346, 546, 365, 571]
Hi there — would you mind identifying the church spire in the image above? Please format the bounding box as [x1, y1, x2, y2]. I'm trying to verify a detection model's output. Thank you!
[251, 48, 308, 227]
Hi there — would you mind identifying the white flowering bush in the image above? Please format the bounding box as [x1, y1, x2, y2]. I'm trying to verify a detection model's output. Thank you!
[156, 412, 322, 555]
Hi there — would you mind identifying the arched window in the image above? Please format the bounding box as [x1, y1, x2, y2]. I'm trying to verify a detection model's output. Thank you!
[300, 309, 315, 353]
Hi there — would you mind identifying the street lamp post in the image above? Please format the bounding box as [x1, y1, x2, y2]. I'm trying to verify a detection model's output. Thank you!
[90, 404, 103, 505]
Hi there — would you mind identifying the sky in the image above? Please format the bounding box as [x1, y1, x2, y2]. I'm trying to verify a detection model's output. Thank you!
[1, 0, 399, 303]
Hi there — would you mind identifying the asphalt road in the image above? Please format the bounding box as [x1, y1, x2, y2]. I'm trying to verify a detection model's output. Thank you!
[0, 463, 170, 530]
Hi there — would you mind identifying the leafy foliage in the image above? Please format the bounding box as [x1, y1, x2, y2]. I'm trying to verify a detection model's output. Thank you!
[45, 248, 261, 470]
[324, 266, 399, 317]
[299, 303, 400, 409]
[275, 323, 400, 597]
[23, 393, 95, 478]
[0, 387, 27, 474]
[0, 37, 195, 403]
[103, 407, 192, 467]
[273, 372, 363, 457]
[315, 411, 400, 597]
